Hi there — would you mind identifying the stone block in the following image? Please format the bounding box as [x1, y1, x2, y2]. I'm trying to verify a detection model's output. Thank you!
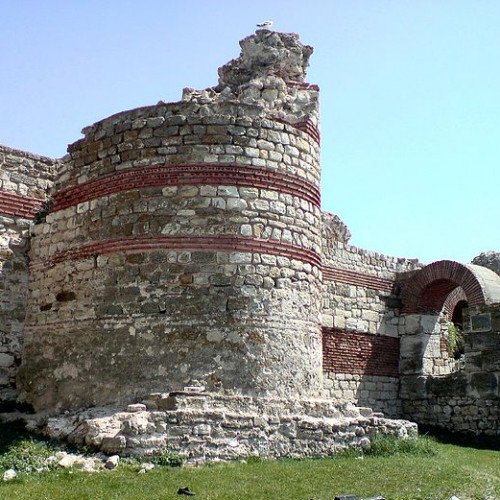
[399, 356, 424, 376]
[426, 373, 467, 398]
[468, 373, 498, 398]
[0, 353, 14, 368]
[399, 375, 427, 399]
[100, 436, 127, 454]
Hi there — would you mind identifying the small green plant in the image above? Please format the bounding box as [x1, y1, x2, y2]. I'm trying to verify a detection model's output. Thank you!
[366, 434, 438, 457]
[33, 199, 53, 225]
[0, 421, 62, 475]
[150, 449, 183, 467]
[447, 323, 465, 360]
[0, 437, 59, 474]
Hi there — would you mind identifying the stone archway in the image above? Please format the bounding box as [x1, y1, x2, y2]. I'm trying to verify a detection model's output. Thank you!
[399, 260, 500, 378]
[401, 260, 500, 314]
[399, 260, 500, 437]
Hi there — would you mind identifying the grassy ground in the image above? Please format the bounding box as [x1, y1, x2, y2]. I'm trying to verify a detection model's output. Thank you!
[0, 427, 498, 500]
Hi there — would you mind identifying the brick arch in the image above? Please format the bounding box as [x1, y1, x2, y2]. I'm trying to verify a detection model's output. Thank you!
[402, 260, 489, 314]
[442, 286, 467, 319]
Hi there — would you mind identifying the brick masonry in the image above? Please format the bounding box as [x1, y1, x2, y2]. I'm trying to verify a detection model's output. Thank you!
[0, 191, 45, 219]
[322, 328, 400, 377]
[52, 162, 321, 211]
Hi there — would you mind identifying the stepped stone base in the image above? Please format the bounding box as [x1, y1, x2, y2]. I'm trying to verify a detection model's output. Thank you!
[40, 392, 417, 463]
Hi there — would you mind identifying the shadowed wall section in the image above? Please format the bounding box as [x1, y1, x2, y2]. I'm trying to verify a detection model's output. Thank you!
[0, 145, 56, 407]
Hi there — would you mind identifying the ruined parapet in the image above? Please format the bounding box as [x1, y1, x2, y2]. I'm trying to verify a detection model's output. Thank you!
[0, 145, 57, 407]
[19, 31, 323, 412]
[321, 211, 351, 246]
[472, 251, 500, 277]
[183, 30, 319, 135]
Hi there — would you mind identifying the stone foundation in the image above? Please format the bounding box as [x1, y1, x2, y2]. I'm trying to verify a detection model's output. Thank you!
[43, 392, 417, 463]
[323, 373, 401, 418]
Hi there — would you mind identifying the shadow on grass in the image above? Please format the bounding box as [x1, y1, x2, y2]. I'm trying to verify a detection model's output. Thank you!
[0, 420, 36, 454]
[419, 425, 500, 451]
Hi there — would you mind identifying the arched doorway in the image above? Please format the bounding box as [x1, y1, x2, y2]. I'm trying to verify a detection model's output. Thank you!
[400, 260, 500, 376]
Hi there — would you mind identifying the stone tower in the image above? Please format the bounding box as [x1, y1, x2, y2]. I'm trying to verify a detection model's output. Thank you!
[19, 30, 324, 411]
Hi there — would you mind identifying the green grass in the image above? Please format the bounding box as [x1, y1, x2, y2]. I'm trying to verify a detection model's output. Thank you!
[0, 430, 498, 500]
[366, 433, 438, 457]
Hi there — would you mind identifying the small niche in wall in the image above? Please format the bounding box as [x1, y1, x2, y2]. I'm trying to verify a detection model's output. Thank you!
[470, 313, 492, 333]
[55, 291, 76, 302]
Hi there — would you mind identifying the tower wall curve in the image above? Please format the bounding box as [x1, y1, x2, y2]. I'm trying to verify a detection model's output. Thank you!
[20, 96, 324, 411]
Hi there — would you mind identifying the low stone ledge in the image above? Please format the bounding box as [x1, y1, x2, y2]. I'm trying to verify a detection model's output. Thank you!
[36, 392, 417, 463]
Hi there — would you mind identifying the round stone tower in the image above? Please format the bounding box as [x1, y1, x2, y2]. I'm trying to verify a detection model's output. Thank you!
[19, 30, 323, 412]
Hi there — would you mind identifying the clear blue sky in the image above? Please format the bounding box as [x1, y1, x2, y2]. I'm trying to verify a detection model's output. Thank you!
[1, 1, 499, 264]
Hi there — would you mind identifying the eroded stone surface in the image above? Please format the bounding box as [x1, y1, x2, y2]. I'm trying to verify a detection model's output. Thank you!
[41, 392, 417, 463]
[182, 30, 318, 126]
[472, 251, 500, 277]
[0, 29, 498, 457]
[0, 146, 57, 406]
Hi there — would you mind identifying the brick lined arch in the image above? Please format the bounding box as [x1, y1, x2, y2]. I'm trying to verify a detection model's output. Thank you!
[442, 286, 467, 318]
[402, 260, 487, 314]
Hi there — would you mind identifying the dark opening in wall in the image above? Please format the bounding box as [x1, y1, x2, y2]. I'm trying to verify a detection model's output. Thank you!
[56, 291, 76, 302]
[449, 300, 467, 360]
[451, 300, 468, 331]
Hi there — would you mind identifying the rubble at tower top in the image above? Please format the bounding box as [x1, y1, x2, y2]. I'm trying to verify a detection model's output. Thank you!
[217, 30, 313, 88]
[182, 30, 318, 124]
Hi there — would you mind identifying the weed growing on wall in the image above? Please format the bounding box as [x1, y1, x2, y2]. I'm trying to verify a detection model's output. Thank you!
[447, 323, 465, 360]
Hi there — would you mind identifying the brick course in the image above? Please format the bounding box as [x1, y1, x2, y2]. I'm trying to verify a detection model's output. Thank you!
[52, 163, 321, 212]
[322, 328, 400, 377]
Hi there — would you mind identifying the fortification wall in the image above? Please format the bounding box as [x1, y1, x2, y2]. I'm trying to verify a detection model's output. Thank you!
[0, 145, 56, 406]
[19, 30, 325, 412]
[321, 235, 421, 417]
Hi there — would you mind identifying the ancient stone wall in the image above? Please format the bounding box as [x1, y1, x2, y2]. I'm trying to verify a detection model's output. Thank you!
[401, 304, 500, 437]
[321, 236, 421, 417]
[2, 27, 498, 453]
[399, 313, 461, 378]
[472, 252, 500, 277]
[0, 145, 56, 407]
[19, 31, 325, 413]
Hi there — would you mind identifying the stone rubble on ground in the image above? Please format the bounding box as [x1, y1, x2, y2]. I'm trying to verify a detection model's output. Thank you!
[2, 468, 17, 481]
[138, 462, 155, 474]
[104, 455, 120, 470]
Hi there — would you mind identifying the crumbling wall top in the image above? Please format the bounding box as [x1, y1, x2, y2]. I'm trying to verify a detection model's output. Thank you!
[182, 30, 319, 125]
[218, 30, 313, 88]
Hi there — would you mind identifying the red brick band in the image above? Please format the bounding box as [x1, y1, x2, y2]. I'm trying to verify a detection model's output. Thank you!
[0, 190, 44, 219]
[285, 81, 320, 92]
[322, 327, 400, 377]
[52, 163, 321, 212]
[322, 266, 394, 293]
[30, 234, 322, 270]
[274, 117, 320, 144]
[442, 286, 467, 318]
